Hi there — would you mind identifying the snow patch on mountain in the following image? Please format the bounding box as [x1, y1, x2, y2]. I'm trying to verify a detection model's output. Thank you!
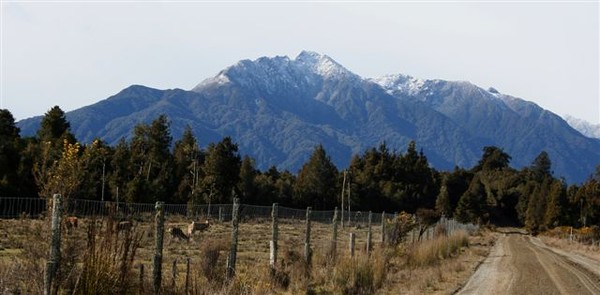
[564, 115, 600, 139]
[370, 74, 425, 96]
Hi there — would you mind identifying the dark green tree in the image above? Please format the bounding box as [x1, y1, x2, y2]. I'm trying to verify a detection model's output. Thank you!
[435, 180, 452, 217]
[108, 138, 131, 202]
[173, 126, 203, 204]
[36, 106, 76, 146]
[474, 146, 511, 172]
[525, 177, 551, 234]
[127, 115, 174, 202]
[454, 175, 488, 223]
[531, 151, 552, 180]
[238, 155, 259, 204]
[78, 139, 112, 200]
[201, 137, 241, 204]
[294, 144, 339, 209]
[543, 178, 566, 229]
[0, 109, 21, 196]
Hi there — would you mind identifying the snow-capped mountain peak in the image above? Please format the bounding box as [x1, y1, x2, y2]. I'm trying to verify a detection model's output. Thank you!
[563, 115, 600, 139]
[295, 50, 355, 79]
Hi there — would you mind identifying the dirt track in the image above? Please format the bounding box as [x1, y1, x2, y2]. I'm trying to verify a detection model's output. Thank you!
[457, 232, 600, 295]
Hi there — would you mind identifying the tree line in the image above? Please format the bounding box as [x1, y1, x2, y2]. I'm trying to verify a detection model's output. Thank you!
[0, 107, 598, 232]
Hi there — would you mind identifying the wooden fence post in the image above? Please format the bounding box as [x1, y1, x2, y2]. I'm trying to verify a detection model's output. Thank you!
[226, 198, 240, 279]
[153, 201, 165, 294]
[270, 203, 278, 269]
[171, 259, 177, 290]
[218, 206, 223, 223]
[139, 264, 145, 292]
[367, 211, 372, 256]
[44, 194, 62, 295]
[185, 258, 190, 294]
[350, 232, 356, 258]
[381, 211, 386, 245]
[331, 207, 338, 261]
[304, 207, 312, 264]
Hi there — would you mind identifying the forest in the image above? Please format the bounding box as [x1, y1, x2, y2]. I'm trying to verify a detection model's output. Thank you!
[0, 106, 598, 233]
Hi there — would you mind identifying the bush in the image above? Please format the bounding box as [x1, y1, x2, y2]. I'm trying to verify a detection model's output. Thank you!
[385, 212, 417, 247]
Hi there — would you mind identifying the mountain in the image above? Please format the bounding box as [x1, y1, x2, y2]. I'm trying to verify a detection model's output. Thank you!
[563, 115, 600, 139]
[17, 51, 600, 183]
[373, 75, 600, 183]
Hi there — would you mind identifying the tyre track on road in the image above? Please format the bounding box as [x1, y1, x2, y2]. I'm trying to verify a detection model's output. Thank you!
[458, 232, 600, 295]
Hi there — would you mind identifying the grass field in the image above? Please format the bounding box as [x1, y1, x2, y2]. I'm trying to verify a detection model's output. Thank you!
[0, 215, 492, 294]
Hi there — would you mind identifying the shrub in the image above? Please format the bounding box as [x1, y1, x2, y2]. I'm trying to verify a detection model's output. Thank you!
[385, 212, 417, 247]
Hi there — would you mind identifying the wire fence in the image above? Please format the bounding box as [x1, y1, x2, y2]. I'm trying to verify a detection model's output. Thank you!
[0, 197, 395, 224]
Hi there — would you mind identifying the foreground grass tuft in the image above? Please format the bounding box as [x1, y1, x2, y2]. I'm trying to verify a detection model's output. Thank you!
[407, 230, 469, 267]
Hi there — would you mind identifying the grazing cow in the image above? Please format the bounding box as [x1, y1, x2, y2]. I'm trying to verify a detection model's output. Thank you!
[187, 220, 210, 237]
[64, 216, 78, 234]
[168, 227, 189, 243]
[117, 220, 133, 232]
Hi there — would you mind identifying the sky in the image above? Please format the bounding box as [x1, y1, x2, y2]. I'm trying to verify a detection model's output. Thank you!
[1, 1, 599, 124]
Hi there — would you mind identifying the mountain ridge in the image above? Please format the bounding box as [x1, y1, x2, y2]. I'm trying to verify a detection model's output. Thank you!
[16, 51, 600, 183]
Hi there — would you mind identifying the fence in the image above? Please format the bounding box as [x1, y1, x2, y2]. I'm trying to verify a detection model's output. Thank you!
[5, 195, 480, 293]
[0, 197, 396, 225]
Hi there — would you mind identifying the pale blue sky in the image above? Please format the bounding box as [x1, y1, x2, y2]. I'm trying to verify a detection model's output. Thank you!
[1, 1, 599, 124]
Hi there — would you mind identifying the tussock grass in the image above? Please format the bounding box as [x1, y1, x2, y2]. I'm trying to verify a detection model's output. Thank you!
[407, 230, 469, 267]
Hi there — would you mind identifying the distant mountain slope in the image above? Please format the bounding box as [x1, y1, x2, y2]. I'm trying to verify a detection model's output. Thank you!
[373, 75, 600, 182]
[563, 115, 600, 139]
[17, 51, 600, 183]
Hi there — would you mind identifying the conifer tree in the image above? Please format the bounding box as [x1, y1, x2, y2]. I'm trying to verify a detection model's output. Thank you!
[201, 136, 241, 204]
[0, 109, 21, 196]
[238, 155, 259, 204]
[294, 144, 338, 209]
[455, 175, 488, 223]
[173, 126, 203, 204]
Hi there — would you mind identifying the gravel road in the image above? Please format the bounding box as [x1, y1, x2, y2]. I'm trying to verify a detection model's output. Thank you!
[457, 232, 600, 295]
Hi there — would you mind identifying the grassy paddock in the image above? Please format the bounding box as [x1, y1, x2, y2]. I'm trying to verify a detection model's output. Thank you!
[0, 216, 485, 294]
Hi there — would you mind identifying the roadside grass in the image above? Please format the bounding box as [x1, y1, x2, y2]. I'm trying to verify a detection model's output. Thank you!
[406, 230, 469, 267]
[539, 236, 600, 261]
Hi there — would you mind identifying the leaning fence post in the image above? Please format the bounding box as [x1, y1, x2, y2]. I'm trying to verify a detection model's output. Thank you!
[270, 203, 278, 269]
[304, 207, 312, 264]
[381, 211, 386, 245]
[331, 207, 338, 261]
[226, 198, 240, 279]
[153, 201, 165, 294]
[44, 194, 62, 295]
[367, 211, 372, 256]
[350, 232, 356, 258]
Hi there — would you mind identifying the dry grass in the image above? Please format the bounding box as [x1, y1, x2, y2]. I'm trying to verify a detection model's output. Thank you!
[406, 230, 469, 267]
[0, 216, 493, 295]
[539, 235, 600, 262]
[379, 229, 494, 295]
